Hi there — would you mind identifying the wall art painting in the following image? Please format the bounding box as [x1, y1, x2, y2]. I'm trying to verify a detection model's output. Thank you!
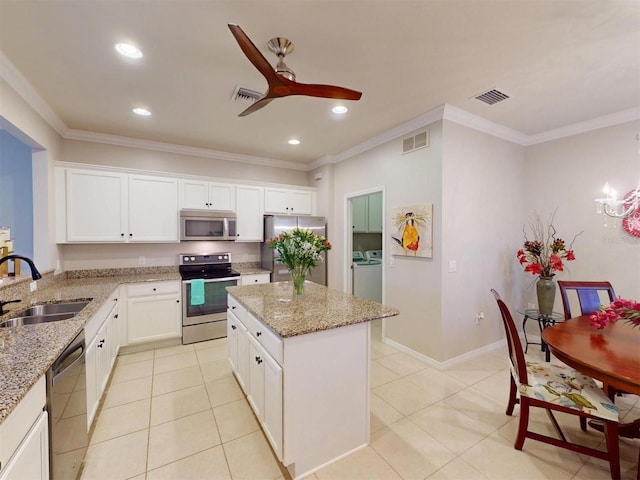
[391, 204, 433, 258]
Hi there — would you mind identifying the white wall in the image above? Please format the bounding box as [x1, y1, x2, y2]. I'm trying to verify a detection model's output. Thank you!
[62, 139, 311, 186]
[524, 121, 640, 303]
[1, 78, 63, 272]
[441, 120, 526, 359]
[330, 122, 444, 360]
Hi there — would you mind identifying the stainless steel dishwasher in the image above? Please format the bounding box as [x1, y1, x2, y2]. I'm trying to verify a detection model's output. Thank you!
[46, 330, 88, 480]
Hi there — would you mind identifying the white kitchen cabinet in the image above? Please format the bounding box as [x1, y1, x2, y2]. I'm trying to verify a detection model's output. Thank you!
[85, 293, 120, 428]
[235, 185, 264, 241]
[0, 377, 48, 480]
[61, 168, 179, 243]
[65, 168, 127, 242]
[227, 293, 370, 478]
[128, 175, 179, 242]
[367, 191, 383, 232]
[264, 188, 313, 215]
[0, 411, 48, 480]
[228, 297, 250, 394]
[352, 192, 383, 233]
[179, 179, 235, 212]
[240, 273, 270, 285]
[126, 281, 181, 345]
[351, 195, 368, 232]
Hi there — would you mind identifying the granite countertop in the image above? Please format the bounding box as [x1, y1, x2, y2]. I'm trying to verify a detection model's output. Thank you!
[232, 264, 271, 275]
[226, 281, 399, 338]
[0, 270, 181, 425]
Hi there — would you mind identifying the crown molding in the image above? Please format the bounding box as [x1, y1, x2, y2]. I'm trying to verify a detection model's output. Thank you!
[0, 51, 67, 136]
[308, 106, 446, 170]
[524, 107, 640, 145]
[64, 129, 308, 171]
[442, 104, 530, 145]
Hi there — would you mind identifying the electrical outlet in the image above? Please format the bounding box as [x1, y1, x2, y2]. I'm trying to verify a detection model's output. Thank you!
[448, 260, 457, 273]
[138, 256, 146, 265]
[528, 303, 535, 310]
[475, 312, 484, 325]
[243, 253, 249, 261]
[389, 256, 395, 267]
[29, 281, 38, 292]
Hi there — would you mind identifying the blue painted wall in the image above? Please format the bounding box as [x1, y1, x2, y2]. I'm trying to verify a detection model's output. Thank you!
[0, 130, 33, 258]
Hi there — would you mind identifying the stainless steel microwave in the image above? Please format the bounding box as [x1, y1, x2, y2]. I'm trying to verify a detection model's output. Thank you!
[180, 210, 236, 241]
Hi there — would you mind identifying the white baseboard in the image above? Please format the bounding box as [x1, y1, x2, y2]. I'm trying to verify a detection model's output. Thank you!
[382, 337, 506, 370]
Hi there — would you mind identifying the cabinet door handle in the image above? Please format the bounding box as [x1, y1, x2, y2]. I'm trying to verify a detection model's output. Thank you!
[114, 298, 118, 302]
[255, 356, 262, 364]
[114, 314, 118, 319]
[153, 288, 157, 291]
[231, 305, 236, 310]
[121, 233, 125, 237]
[129, 233, 133, 237]
[176, 299, 180, 303]
[254, 279, 258, 283]
[256, 331, 262, 337]
[231, 324, 237, 330]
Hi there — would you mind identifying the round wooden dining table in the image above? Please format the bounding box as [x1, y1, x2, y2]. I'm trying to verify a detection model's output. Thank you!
[543, 314, 640, 447]
[542, 315, 640, 396]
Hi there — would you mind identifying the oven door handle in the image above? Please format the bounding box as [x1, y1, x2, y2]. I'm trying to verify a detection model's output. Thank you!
[183, 277, 240, 284]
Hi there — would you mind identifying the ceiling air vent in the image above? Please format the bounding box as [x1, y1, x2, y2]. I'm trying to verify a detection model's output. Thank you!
[231, 86, 262, 105]
[474, 88, 510, 105]
[402, 130, 430, 154]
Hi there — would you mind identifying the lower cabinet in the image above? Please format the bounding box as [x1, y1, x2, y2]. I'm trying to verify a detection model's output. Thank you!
[240, 273, 270, 285]
[0, 377, 48, 480]
[125, 281, 181, 345]
[227, 293, 370, 479]
[86, 292, 121, 428]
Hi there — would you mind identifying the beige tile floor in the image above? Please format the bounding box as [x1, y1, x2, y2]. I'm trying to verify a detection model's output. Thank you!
[81, 321, 640, 480]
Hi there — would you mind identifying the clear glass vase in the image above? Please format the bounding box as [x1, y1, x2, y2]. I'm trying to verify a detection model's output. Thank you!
[290, 265, 310, 297]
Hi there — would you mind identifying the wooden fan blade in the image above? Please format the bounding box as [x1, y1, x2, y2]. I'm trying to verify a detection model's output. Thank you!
[238, 96, 276, 117]
[281, 81, 362, 101]
[228, 24, 280, 85]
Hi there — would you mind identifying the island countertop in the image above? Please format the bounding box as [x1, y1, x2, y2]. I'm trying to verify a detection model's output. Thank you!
[226, 281, 399, 338]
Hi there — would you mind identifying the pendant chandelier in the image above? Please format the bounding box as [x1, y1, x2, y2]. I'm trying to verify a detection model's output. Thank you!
[594, 133, 640, 219]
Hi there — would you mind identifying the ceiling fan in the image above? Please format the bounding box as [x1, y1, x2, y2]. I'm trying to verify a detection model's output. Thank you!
[228, 24, 362, 117]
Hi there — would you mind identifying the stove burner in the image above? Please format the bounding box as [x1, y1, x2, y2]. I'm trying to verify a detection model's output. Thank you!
[179, 253, 240, 280]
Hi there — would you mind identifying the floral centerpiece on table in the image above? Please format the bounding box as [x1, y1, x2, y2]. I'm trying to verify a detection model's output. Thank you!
[267, 228, 332, 296]
[590, 298, 640, 330]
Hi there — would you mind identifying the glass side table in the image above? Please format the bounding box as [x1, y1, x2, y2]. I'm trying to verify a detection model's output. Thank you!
[517, 308, 565, 362]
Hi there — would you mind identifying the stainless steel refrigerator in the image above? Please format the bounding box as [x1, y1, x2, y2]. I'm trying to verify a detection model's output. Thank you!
[261, 215, 327, 286]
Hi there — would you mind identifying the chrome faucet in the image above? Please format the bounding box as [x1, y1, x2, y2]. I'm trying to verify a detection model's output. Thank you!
[0, 254, 42, 315]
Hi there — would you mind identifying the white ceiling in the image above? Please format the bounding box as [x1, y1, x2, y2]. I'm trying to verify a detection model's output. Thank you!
[0, 1, 638, 166]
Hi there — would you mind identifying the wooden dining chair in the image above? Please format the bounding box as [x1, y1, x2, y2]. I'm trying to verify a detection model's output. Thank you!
[491, 289, 621, 480]
[557, 280, 616, 320]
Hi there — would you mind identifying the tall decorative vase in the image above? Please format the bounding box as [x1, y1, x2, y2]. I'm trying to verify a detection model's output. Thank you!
[290, 265, 309, 297]
[536, 276, 556, 316]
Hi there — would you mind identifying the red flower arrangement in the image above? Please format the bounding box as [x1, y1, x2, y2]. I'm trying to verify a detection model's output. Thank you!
[516, 212, 578, 277]
[590, 298, 640, 330]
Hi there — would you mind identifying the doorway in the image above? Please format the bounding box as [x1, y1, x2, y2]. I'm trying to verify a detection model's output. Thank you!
[345, 187, 385, 339]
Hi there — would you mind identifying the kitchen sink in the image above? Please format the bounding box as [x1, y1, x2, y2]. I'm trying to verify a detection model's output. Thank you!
[19, 300, 91, 317]
[0, 300, 91, 328]
[0, 312, 78, 328]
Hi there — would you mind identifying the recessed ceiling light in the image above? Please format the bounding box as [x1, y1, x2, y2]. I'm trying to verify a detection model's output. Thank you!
[288, 139, 301, 145]
[332, 105, 348, 114]
[115, 43, 143, 59]
[132, 107, 151, 116]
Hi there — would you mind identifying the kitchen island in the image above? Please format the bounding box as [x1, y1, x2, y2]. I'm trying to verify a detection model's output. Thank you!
[226, 281, 399, 480]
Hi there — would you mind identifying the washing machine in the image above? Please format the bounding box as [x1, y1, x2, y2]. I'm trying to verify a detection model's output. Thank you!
[352, 251, 382, 302]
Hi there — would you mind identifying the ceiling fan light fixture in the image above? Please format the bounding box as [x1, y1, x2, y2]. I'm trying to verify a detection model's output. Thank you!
[132, 107, 151, 116]
[288, 139, 301, 145]
[332, 105, 348, 114]
[115, 42, 143, 59]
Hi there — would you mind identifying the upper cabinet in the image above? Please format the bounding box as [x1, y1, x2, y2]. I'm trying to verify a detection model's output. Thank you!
[352, 192, 382, 233]
[179, 180, 235, 212]
[235, 185, 264, 242]
[61, 168, 179, 243]
[56, 165, 315, 244]
[264, 188, 313, 215]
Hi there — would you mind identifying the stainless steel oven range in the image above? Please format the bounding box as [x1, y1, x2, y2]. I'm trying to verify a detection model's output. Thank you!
[179, 253, 240, 344]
